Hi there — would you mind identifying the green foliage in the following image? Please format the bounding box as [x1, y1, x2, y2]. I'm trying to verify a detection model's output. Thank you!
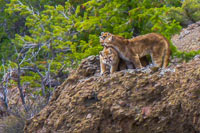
[174, 49, 200, 61]
[0, 0, 200, 100]
[182, 0, 200, 22]
[168, 7, 192, 26]
[168, 0, 200, 26]
[129, 6, 182, 37]
[3, 0, 200, 65]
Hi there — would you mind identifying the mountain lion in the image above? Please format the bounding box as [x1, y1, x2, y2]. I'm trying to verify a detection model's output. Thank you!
[99, 46, 149, 75]
[101, 32, 170, 69]
[99, 47, 121, 75]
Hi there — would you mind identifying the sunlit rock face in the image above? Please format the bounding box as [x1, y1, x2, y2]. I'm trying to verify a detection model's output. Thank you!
[172, 21, 200, 52]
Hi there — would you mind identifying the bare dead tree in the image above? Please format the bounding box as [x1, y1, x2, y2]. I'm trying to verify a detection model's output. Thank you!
[13, 43, 32, 112]
[31, 60, 53, 103]
[45, 60, 53, 102]
[20, 61, 53, 102]
[1, 59, 9, 110]
[17, 63, 27, 112]
[34, 65, 46, 97]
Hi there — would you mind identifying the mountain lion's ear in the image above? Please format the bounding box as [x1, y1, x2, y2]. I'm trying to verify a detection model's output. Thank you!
[101, 32, 104, 36]
[99, 36, 104, 43]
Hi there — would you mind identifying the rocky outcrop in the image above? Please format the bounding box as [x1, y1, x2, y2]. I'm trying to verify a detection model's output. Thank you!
[172, 21, 200, 52]
[24, 54, 200, 133]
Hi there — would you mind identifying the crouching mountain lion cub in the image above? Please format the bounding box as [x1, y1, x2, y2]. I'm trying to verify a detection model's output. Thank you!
[99, 47, 121, 75]
[101, 32, 171, 69]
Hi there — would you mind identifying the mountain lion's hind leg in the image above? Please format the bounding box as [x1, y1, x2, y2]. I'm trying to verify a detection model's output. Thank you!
[131, 56, 142, 69]
[151, 53, 163, 68]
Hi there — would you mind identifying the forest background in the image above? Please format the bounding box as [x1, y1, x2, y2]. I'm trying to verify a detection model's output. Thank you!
[0, 0, 200, 130]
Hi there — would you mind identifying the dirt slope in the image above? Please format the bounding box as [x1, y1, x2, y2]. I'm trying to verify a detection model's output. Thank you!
[24, 55, 200, 133]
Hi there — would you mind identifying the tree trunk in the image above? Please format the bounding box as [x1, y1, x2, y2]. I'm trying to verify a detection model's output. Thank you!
[17, 64, 27, 112]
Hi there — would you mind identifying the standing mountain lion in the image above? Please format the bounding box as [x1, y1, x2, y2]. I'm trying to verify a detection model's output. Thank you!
[101, 32, 170, 68]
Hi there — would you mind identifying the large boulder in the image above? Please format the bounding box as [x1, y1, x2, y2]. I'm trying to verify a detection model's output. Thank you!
[24, 54, 200, 133]
[172, 21, 200, 52]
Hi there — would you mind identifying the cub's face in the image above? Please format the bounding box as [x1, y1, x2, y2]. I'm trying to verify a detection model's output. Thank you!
[99, 32, 114, 47]
[100, 47, 118, 65]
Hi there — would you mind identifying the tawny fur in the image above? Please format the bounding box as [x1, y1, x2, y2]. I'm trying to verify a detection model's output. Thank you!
[101, 32, 171, 69]
[99, 47, 150, 75]
[100, 32, 149, 72]
[99, 47, 120, 75]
